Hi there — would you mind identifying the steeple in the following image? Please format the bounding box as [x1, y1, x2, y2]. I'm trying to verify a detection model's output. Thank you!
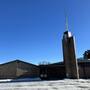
[62, 16, 79, 78]
[63, 15, 72, 38]
[62, 11, 79, 79]
[65, 14, 69, 31]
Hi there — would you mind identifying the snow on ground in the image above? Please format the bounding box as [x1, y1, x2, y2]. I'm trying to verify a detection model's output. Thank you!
[0, 79, 90, 90]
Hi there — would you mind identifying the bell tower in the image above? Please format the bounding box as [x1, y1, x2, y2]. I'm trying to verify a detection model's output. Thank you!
[62, 17, 79, 79]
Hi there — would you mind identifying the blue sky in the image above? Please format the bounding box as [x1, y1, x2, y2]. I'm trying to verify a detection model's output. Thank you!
[0, 0, 90, 64]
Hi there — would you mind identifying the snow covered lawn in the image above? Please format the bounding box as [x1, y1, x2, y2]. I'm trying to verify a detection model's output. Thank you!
[0, 79, 90, 90]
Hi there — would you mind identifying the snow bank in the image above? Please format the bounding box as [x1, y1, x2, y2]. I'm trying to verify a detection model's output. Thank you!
[0, 79, 90, 90]
[0, 78, 41, 82]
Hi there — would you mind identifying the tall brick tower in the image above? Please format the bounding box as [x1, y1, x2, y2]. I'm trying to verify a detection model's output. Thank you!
[62, 17, 79, 79]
